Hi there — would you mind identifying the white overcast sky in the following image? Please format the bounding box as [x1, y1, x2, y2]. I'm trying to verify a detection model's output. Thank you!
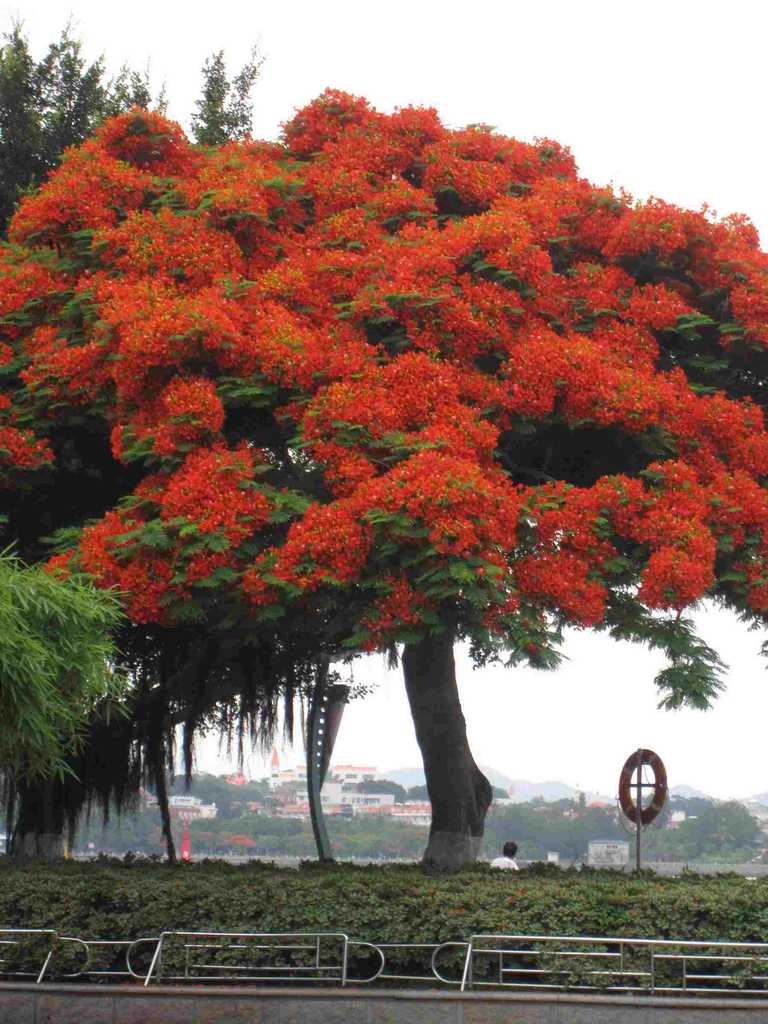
[10, 0, 768, 799]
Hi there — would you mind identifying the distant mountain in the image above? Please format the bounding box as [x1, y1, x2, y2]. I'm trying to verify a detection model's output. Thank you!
[382, 770, 724, 802]
[480, 766, 515, 791]
[382, 767, 601, 804]
[505, 779, 580, 803]
[382, 767, 575, 799]
[382, 769, 720, 805]
[382, 766, 425, 788]
[744, 792, 768, 807]
[670, 784, 712, 801]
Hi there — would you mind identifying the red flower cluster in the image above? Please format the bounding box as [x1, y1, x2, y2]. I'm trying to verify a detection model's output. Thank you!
[0, 259, 64, 336]
[9, 144, 148, 244]
[243, 499, 371, 599]
[77, 510, 176, 623]
[361, 576, 432, 650]
[69, 444, 272, 622]
[96, 208, 245, 289]
[0, 423, 52, 473]
[159, 444, 270, 542]
[95, 108, 196, 175]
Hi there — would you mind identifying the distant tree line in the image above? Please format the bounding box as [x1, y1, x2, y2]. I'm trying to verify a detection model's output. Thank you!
[65, 775, 766, 864]
[641, 798, 762, 864]
[0, 22, 263, 232]
[485, 800, 627, 864]
[486, 796, 763, 864]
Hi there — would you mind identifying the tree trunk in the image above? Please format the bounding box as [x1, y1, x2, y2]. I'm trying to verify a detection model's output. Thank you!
[10, 778, 65, 861]
[148, 739, 176, 864]
[402, 634, 492, 873]
[154, 764, 177, 864]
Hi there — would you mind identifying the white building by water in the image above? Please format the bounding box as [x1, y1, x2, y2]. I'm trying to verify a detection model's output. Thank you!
[168, 795, 218, 819]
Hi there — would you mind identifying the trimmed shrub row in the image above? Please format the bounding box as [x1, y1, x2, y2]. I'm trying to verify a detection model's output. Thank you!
[1, 860, 768, 946]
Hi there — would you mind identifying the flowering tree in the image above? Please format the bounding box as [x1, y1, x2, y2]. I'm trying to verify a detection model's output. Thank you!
[4, 96, 768, 869]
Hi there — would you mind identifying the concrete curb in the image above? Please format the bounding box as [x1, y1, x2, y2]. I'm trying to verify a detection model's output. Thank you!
[4, 982, 768, 1023]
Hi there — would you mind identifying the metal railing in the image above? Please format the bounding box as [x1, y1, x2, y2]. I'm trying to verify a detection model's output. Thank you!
[460, 933, 768, 996]
[0, 929, 57, 983]
[141, 933, 469, 988]
[0, 931, 159, 984]
[346, 941, 468, 986]
[59, 936, 160, 981]
[4, 926, 768, 997]
[143, 931, 351, 987]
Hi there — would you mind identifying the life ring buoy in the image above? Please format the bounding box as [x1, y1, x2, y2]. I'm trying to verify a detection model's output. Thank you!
[618, 749, 667, 825]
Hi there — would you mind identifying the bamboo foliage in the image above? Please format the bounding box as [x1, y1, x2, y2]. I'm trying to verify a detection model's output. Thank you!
[0, 551, 125, 779]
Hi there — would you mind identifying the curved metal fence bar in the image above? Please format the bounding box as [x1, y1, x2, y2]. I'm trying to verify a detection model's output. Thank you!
[460, 934, 768, 996]
[431, 941, 470, 986]
[56, 936, 91, 978]
[143, 931, 351, 988]
[125, 937, 162, 981]
[0, 929, 57, 983]
[346, 940, 469, 986]
[345, 941, 386, 983]
[57, 936, 160, 981]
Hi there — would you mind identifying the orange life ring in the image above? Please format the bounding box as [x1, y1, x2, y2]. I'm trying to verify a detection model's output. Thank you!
[618, 749, 667, 825]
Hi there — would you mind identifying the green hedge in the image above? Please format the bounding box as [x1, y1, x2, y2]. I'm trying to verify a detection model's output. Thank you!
[2, 860, 768, 946]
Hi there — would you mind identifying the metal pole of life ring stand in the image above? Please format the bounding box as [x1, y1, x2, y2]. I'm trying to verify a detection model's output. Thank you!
[633, 748, 659, 872]
[633, 748, 662, 872]
[635, 748, 642, 873]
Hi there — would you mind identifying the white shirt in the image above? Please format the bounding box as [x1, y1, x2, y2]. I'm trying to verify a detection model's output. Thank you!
[490, 856, 519, 870]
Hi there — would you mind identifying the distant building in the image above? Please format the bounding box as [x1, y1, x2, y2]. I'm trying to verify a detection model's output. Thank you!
[268, 754, 382, 792]
[743, 801, 768, 823]
[339, 787, 394, 810]
[267, 758, 417, 819]
[225, 773, 248, 786]
[269, 748, 281, 788]
[331, 765, 377, 784]
[272, 781, 307, 805]
[667, 810, 687, 829]
[168, 795, 218, 820]
[279, 804, 310, 820]
[273, 781, 395, 814]
[268, 748, 308, 789]
[319, 782, 344, 807]
[391, 803, 432, 827]
[742, 801, 768, 840]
